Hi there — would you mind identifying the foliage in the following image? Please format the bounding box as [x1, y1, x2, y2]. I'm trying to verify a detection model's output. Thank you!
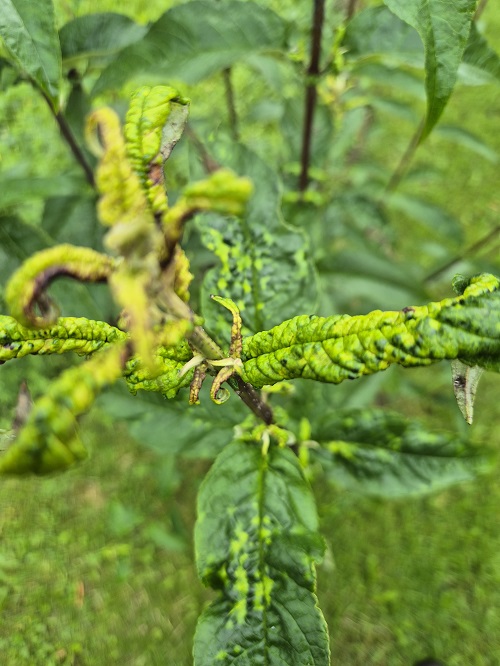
[1, 0, 500, 663]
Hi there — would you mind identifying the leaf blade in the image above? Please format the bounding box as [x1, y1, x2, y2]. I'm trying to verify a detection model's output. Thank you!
[0, 0, 61, 105]
[194, 440, 330, 665]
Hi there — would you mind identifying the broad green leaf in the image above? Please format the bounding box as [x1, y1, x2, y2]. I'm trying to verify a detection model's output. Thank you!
[59, 13, 148, 64]
[241, 273, 500, 389]
[197, 144, 317, 343]
[461, 22, 500, 84]
[0, 173, 88, 208]
[310, 409, 487, 498]
[0, 0, 61, 107]
[194, 440, 329, 665]
[97, 383, 247, 459]
[382, 0, 476, 139]
[92, 1, 287, 96]
[344, 6, 423, 65]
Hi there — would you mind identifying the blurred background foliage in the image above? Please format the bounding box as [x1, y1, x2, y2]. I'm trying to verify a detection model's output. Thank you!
[1, 0, 500, 663]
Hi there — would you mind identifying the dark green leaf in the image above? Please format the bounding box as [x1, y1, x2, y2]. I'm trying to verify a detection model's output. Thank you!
[97, 384, 247, 459]
[59, 13, 148, 64]
[194, 440, 329, 665]
[344, 6, 423, 65]
[0, 0, 61, 106]
[0, 173, 88, 209]
[197, 144, 317, 344]
[382, 0, 476, 139]
[92, 1, 287, 95]
[311, 409, 488, 497]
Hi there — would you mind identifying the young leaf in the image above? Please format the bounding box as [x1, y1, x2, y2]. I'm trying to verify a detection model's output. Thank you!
[310, 409, 488, 498]
[197, 144, 317, 342]
[92, 1, 287, 95]
[241, 273, 500, 388]
[194, 440, 330, 665]
[382, 0, 476, 139]
[0, 0, 61, 107]
[59, 13, 148, 65]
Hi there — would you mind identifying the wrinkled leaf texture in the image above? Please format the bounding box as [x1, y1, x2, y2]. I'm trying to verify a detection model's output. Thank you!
[194, 440, 330, 665]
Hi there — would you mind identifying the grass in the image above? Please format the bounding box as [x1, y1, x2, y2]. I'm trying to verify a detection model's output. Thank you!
[2, 0, 500, 664]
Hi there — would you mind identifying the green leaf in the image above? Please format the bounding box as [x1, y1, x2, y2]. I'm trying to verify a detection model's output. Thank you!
[0, 0, 61, 107]
[92, 1, 287, 95]
[59, 13, 148, 64]
[344, 6, 423, 65]
[310, 409, 488, 498]
[382, 0, 476, 139]
[0, 173, 88, 208]
[241, 273, 500, 389]
[97, 384, 247, 459]
[197, 144, 317, 343]
[462, 22, 500, 84]
[194, 440, 329, 665]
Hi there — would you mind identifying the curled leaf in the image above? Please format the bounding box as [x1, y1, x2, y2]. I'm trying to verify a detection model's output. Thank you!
[5, 245, 114, 327]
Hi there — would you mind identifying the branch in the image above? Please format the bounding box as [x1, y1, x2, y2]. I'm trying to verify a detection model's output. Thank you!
[298, 0, 325, 192]
[424, 224, 500, 283]
[43, 93, 95, 188]
[222, 68, 239, 141]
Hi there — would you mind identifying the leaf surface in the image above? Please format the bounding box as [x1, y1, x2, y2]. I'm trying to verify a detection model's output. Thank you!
[197, 144, 317, 343]
[310, 409, 487, 498]
[92, 0, 286, 95]
[194, 440, 330, 665]
[241, 273, 500, 388]
[382, 0, 476, 138]
[59, 13, 148, 63]
[0, 0, 61, 106]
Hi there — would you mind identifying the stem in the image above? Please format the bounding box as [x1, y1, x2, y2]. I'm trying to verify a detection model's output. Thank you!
[42, 93, 95, 188]
[186, 126, 220, 174]
[424, 224, 500, 283]
[346, 0, 358, 20]
[298, 0, 325, 192]
[222, 68, 239, 141]
[384, 118, 424, 194]
[475, 0, 489, 19]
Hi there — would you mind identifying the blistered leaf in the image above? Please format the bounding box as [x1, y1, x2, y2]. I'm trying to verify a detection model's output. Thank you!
[0, 343, 125, 475]
[92, 1, 287, 95]
[198, 144, 317, 343]
[0, 0, 61, 107]
[194, 440, 330, 665]
[382, 0, 476, 139]
[0, 315, 126, 363]
[310, 409, 488, 498]
[241, 273, 500, 389]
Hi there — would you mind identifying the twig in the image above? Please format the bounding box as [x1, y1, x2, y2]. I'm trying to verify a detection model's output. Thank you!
[384, 118, 424, 194]
[298, 0, 325, 192]
[43, 93, 95, 188]
[346, 0, 358, 20]
[222, 68, 239, 141]
[475, 0, 489, 20]
[424, 224, 500, 283]
[186, 126, 220, 174]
